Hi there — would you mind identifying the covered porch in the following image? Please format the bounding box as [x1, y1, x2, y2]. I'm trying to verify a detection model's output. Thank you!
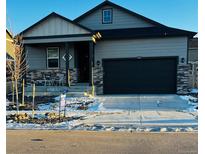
[24, 36, 96, 87]
[20, 12, 102, 95]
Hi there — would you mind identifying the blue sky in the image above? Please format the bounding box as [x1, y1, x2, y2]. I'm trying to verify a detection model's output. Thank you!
[6, 0, 198, 35]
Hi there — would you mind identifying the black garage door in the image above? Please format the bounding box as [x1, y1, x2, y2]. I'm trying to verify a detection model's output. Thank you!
[103, 57, 177, 94]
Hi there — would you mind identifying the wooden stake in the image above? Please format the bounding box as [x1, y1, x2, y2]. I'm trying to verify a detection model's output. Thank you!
[12, 80, 14, 105]
[68, 70, 71, 87]
[64, 98, 66, 118]
[91, 67, 95, 96]
[32, 83, 35, 118]
[22, 79, 25, 106]
[59, 94, 61, 122]
[15, 80, 19, 115]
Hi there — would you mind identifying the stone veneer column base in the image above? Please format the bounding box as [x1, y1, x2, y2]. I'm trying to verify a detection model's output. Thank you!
[69, 68, 78, 85]
[26, 68, 78, 86]
[92, 65, 190, 95]
[177, 64, 190, 95]
[93, 66, 103, 95]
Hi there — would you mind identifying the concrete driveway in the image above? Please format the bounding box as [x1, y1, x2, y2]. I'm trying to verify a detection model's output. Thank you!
[83, 94, 198, 128]
[97, 94, 190, 111]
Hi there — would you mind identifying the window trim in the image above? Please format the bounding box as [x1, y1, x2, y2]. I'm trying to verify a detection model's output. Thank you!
[47, 47, 60, 69]
[102, 8, 113, 24]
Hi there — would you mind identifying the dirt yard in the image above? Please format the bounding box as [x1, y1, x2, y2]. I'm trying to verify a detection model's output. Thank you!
[7, 130, 197, 154]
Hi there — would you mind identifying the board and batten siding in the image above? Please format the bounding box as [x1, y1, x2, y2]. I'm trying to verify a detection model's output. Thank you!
[78, 5, 153, 30]
[26, 44, 75, 70]
[95, 37, 188, 64]
[23, 15, 90, 37]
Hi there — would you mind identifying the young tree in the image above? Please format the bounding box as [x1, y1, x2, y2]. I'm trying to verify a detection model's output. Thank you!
[6, 35, 28, 114]
[6, 59, 15, 105]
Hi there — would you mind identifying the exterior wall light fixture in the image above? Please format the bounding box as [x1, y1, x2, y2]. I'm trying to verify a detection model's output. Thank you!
[96, 60, 101, 66]
[181, 58, 185, 63]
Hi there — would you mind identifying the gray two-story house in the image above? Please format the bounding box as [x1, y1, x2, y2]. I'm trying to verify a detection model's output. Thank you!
[21, 0, 196, 95]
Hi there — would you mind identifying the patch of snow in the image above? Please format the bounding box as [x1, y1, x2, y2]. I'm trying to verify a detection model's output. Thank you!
[174, 128, 181, 132]
[179, 95, 198, 112]
[34, 114, 46, 119]
[6, 120, 198, 132]
[106, 127, 115, 131]
[88, 102, 105, 112]
[191, 88, 198, 94]
[6, 119, 82, 130]
[38, 103, 54, 111]
[54, 96, 60, 101]
[38, 96, 99, 111]
[180, 95, 197, 102]
[135, 127, 144, 132]
[186, 106, 198, 112]
[144, 128, 152, 132]
[7, 120, 13, 123]
[185, 127, 194, 132]
[118, 128, 128, 131]
[6, 99, 12, 106]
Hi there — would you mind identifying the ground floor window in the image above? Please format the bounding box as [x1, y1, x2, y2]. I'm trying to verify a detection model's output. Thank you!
[47, 47, 59, 68]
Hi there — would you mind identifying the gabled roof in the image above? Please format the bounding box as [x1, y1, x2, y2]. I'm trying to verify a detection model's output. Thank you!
[74, 0, 166, 27]
[6, 29, 15, 59]
[6, 53, 14, 61]
[96, 27, 197, 40]
[6, 29, 13, 38]
[20, 12, 94, 35]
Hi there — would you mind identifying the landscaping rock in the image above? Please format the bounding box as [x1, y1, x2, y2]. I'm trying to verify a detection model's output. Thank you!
[175, 128, 181, 132]
[77, 105, 88, 110]
[160, 128, 167, 132]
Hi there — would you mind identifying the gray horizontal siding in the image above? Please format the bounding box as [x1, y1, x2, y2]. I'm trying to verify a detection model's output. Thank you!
[24, 16, 90, 37]
[78, 5, 153, 30]
[26, 43, 75, 70]
[26, 45, 46, 70]
[95, 37, 188, 64]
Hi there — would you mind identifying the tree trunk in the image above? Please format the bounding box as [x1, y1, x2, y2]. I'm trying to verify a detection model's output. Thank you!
[12, 80, 14, 105]
[15, 79, 19, 115]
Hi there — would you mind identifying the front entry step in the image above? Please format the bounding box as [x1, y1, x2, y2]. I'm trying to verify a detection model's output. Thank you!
[25, 83, 91, 97]
[68, 83, 91, 92]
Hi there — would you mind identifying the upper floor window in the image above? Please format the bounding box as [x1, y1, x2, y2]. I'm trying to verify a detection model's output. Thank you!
[102, 8, 113, 24]
[47, 47, 59, 69]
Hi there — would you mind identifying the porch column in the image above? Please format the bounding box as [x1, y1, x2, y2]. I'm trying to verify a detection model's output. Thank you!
[89, 41, 95, 85]
[65, 42, 70, 87]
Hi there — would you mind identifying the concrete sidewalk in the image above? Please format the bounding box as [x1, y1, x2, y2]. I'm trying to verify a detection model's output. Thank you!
[82, 110, 197, 128]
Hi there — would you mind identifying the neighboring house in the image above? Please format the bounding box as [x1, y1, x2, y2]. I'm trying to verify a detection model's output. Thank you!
[20, 0, 196, 95]
[6, 29, 15, 61]
[188, 37, 198, 88]
[188, 37, 198, 62]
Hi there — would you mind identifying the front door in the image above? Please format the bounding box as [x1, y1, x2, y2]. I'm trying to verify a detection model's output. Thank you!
[75, 42, 89, 83]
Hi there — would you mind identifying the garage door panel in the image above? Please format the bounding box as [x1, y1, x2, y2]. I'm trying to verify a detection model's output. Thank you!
[103, 57, 177, 94]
